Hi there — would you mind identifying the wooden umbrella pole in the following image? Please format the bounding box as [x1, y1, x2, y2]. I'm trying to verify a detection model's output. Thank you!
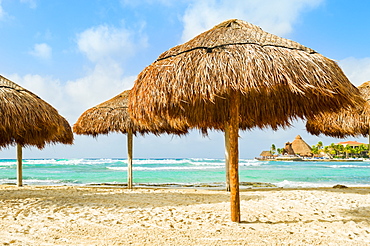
[127, 129, 133, 189]
[17, 144, 23, 187]
[224, 124, 230, 192]
[368, 128, 370, 158]
[228, 91, 240, 222]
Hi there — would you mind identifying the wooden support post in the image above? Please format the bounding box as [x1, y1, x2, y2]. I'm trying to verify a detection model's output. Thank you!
[224, 124, 230, 192]
[367, 127, 370, 158]
[127, 130, 133, 189]
[17, 144, 23, 187]
[228, 91, 240, 222]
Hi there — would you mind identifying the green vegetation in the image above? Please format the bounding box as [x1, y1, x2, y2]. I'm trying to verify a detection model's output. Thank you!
[311, 141, 369, 159]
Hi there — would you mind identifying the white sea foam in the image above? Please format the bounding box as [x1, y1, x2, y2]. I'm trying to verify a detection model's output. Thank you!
[0, 178, 74, 186]
[0, 161, 16, 166]
[132, 159, 204, 165]
[273, 180, 370, 188]
[16, 158, 262, 167]
[23, 158, 122, 165]
[273, 180, 335, 188]
[107, 166, 223, 171]
[326, 165, 370, 168]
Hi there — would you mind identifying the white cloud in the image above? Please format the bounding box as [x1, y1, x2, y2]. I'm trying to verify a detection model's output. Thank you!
[338, 57, 370, 87]
[29, 43, 52, 60]
[77, 24, 146, 63]
[64, 23, 147, 121]
[7, 23, 143, 123]
[6, 66, 135, 125]
[6, 74, 67, 116]
[181, 0, 324, 42]
[0, 0, 7, 20]
[64, 63, 135, 121]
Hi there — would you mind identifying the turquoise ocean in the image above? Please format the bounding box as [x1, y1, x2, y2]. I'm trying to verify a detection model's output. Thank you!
[1, 158, 370, 188]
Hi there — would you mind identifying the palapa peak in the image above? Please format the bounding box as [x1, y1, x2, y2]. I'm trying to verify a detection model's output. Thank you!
[157, 19, 316, 61]
[295, 135, 302, 139]
[214, 19, 262, 30]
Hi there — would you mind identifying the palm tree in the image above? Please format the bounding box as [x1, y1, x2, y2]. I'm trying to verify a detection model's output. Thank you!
[271, 144, 276, 155]
[317, 141, 323, 150]
[329, 143, 338, 157]
[277, 148, 284, 155]
[311, 145, 319, 155]
[323, 146, 332, 158]
[344, 145, 353, 159]
[356, 144, 368, 158]
[336, 144, 345, 158]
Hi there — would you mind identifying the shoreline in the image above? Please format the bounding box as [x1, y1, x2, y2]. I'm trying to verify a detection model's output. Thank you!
[3, 181, 368, 190]
[1, 185, 370, 245]
[258, 158, 366, 162]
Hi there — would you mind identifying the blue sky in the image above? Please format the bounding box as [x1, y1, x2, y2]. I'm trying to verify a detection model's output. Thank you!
[1, 0, 370, 159]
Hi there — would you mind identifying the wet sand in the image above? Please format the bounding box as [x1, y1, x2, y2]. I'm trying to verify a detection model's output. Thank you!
[1, 185, 370, 245]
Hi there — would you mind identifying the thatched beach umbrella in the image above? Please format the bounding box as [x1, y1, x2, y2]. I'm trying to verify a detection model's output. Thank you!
[306, 81, 370, 138]
[128, 19, 364, 222]
[73, 90, 188, 189]
[291, 135, 312, 157]
[259, 150, 272, 159]
[0, 75, 73, 186]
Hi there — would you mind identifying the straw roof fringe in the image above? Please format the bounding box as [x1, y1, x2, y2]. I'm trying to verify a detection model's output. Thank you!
[0, 75, 73, 149]
[128, 19, 364, 130]
[73, 90, 189, 137]
[306, 81, 370, 138]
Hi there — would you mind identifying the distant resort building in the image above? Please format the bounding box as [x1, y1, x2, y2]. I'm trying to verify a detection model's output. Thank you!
[336, 141, 368, 157]
[258, 136, 367, 161]
[259, 135, 312, 159]
[336, 141, 366, 148]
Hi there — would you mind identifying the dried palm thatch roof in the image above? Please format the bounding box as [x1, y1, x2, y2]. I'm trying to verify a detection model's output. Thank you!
[128, 19, 364, 130]
[306, 81, 370, 138]
[73, 90, 188, 136]
[283, 142, 295, 155]
[259, 150, 272, 157]
[0, 75, 73, 149]
[291, 135, 312, 156]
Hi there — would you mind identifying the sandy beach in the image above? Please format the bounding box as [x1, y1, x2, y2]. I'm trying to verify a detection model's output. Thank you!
[1, 186, 370, 245]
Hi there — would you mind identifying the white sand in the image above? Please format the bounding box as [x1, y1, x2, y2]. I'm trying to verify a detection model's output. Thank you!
[1, 186, 370, 245]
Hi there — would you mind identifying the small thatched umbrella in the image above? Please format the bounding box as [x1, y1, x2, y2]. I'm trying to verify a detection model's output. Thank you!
[128, 19, 364, 222]
[73, 90, 188, 189]
[0, 75, 73, 186]
[291, 135, 312, 157]
[306, 81, 370, 138]
[259, 150, 272, 159]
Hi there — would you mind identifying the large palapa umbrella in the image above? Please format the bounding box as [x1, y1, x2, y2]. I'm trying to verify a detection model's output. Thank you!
[0, 75, 73, 186]
[73, 90, 188, 189]
[306, 81, 370, 138]
[128, 19, 364, 222]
